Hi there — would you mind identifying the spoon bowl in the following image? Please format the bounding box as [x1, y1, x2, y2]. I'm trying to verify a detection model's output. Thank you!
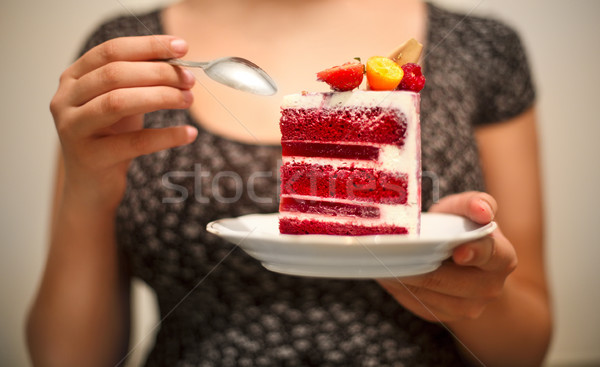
[165, 57, 278, 96]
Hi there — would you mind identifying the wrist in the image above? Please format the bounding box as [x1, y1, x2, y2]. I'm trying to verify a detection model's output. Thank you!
[60, 183, 121, 219]
[60, 169, 128, 215]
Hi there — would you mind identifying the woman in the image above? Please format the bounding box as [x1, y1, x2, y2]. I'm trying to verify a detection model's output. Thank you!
[27, 0, 551, 365]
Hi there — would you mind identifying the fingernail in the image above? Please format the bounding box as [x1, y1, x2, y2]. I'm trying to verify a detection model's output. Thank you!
[170, 39, 187, 54]
[185, 125, 198, 141]
[182, 69, 195, 85]
[182, 90, 193, 103]
[461, 249, 474, 264]
[480, 200, 494, 220]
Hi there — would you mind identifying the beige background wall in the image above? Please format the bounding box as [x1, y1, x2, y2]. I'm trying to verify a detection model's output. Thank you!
[1, 0, 598, 366]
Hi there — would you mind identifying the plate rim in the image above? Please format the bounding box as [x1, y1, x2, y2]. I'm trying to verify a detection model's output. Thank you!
[206, 212, 496, 247]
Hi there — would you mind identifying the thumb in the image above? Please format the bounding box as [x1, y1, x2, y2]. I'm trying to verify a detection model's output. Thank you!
[429, 191, 497, 224]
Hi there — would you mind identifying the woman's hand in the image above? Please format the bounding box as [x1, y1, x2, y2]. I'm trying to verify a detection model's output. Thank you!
[50, 35, 197, 212]
[377, 191, 518, 323]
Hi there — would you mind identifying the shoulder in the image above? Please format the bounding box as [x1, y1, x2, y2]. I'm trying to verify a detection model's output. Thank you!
[78, 9, 163, 56]
[426, 3, 536, 124]
[427, 3, 526, 63]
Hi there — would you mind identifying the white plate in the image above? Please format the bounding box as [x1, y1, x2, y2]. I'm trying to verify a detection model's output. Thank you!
[206, 213, 496, 279]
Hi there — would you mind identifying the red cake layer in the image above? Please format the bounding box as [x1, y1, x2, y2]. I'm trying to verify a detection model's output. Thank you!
[280, 163, 408, 204]
[279, 197, 380, 218]
[280, 107, 407, 146]
[281, 141, 379, 160]
[279, 218, 408, 236]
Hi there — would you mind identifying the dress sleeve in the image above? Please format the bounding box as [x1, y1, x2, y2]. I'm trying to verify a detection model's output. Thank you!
[77, 22, 112, 57]
[473, 20, 536, 125]
[77, 10, 162, 57]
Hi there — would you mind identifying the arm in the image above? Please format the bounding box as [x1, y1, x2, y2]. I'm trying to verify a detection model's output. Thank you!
[378, 106, 552, 366]
[26, 36, 197, 367]
[453, 106, 551, 366]
[27, 153, 132, 367]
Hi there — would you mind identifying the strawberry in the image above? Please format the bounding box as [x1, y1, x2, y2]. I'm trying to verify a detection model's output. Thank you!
[316, 61, 364, 91]
[396, 63, 426, 92]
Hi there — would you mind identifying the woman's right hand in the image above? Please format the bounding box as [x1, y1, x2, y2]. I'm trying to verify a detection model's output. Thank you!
[50, 35, 197, 212]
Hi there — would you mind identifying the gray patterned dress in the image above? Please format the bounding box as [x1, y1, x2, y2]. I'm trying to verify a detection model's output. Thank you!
[78, 3, 535, 366]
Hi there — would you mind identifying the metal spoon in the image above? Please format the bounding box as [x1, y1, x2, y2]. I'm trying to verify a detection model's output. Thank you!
[165, 57, 278, 96]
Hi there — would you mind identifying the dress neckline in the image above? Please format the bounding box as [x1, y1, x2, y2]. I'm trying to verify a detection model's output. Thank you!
[152, 9, 281, 149]
[151, 3, 436, 149]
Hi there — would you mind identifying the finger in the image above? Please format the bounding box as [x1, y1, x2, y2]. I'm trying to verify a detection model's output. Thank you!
[71, 86, 193, 137]
[455, 229, 517, 274]
[400, 283, 491, 321]
[429, 191, 497, 224]
[398, 260, 498, 298]
[472, 229, 518, 273]
[452, 236, 495, 268]
[94, 125, 198, 165]
[377, 279, 484, 322]
[377, 279, 448, 322]
[71, 61, 196, 106]
[67, 35, 188, 79]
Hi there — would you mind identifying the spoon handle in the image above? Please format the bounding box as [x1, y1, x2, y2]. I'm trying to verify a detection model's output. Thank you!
[164, 59, 209, 68]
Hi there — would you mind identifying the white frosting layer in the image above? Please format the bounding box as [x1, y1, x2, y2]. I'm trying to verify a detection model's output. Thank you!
[280, 194, 420, 234]
[280, 213, 419, 234]
[281, 91, 419, 109]
[282, 144, 410, 172]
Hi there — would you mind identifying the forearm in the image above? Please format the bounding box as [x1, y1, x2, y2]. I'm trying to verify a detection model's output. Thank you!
[27, 192, 130, 367]
[447, 277, 552, 367]
[27, 33, 198, 366]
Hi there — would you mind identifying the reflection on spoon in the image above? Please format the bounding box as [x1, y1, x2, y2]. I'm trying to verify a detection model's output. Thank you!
[165, 57, 278, 96]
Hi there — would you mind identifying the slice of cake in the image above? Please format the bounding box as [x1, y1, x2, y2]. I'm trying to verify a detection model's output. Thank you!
[279, 90, 421, 235]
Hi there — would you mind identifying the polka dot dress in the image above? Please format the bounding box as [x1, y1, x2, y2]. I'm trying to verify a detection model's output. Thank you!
[79, 3, 535, 365]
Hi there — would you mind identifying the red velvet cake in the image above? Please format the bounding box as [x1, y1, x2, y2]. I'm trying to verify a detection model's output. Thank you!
[279, 91, 421, 236]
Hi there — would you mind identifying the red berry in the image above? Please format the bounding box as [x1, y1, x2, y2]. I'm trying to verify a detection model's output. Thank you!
[317, 61, 364, 91]
[397, 63, 425, 92]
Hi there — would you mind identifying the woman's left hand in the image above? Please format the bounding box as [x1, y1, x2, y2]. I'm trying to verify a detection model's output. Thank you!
[377, 191, 518, 323]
